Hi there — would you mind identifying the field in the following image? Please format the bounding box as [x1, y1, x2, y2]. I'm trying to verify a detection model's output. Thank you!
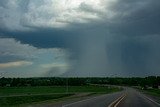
[144, 89, 160, 97]
[0, 86, 121, 106]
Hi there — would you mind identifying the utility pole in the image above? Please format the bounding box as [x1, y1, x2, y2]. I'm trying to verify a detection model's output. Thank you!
[66, 77, 69, 93]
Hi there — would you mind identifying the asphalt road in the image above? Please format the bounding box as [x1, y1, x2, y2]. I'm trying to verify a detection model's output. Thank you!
[41, 91, 123, 107]
[39, 88, 160, 107]
[62, 91, 123, 107]
[118, 88, 160, 107]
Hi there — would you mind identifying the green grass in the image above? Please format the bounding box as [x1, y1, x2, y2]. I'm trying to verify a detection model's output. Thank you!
[144, 89, 160, 97]
[67, 86, 121, 93]
[0, 86, 67, 96]
[0, 86, 120, 96]
[0, 94, 72, 107]
[0, 86, 121, 106]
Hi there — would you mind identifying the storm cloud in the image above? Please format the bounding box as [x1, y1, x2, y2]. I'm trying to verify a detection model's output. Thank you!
[0, 0, 160, 77]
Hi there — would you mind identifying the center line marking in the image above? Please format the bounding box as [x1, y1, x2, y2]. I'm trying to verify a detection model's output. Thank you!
[108, 93, 126, 107]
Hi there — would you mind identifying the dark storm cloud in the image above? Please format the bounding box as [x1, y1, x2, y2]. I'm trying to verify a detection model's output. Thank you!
[1, 29, 77, 48]
[107, 0, 160, 36]
[106, 0, 160, 76]
[0, 0, 160, 77]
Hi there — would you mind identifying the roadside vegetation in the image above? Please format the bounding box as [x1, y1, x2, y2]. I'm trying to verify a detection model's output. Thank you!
[0, 86, 121, 106]
[0, 76, 159, 88]
[143, 89, 160, 97]
[0, 93, 72, 107]
[0, 76, 159, 106]
[0, 86, 120, 96]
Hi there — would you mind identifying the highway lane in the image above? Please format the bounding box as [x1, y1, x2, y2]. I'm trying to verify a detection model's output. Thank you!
[61, 88, 160, 107]
[40, 91, 124, 107]
[117, 88, 160, 107]
[37, 88, 160, 107]
[62, 91, 124, 107]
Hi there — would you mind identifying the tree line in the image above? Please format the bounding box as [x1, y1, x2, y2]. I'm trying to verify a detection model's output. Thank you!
[0, 76, 159, 88]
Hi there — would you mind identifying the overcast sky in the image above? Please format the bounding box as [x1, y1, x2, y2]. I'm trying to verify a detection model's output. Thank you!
[0, 0, 160, 77]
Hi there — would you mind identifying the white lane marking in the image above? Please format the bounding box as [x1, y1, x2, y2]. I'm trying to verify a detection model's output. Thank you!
[62, 94, 106, 107]
[142, 94, 160, 106]
[108, 94, 126, 107]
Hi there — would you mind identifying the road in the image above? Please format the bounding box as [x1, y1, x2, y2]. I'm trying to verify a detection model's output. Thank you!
[117, 88, 160, 107]
[39, 88, 160, 107]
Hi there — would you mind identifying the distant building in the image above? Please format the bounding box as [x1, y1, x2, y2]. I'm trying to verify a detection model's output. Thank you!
[147, 86, 153, 89]
[6, 84, 10, 87]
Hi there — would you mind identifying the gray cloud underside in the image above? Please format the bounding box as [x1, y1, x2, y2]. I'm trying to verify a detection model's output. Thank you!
[0, 0, 160, 77]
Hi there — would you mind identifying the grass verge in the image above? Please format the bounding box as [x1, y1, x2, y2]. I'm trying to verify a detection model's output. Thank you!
[0, 86, 122, 106]
[0, 94, 72, 107]
[144, 89, 160, 97]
